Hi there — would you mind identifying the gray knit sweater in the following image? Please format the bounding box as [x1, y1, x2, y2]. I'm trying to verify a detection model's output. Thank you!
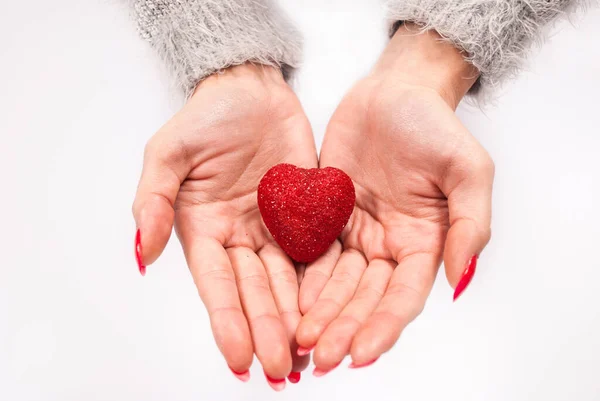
[131, 0, 586, 96]
[131, 0, 301, 96]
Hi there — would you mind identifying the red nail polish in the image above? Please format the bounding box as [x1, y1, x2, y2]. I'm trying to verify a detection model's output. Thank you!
[297, 346, 314, 356]
[135, 229, 146, 276]
[264, 371, 286, 391]
[229, 367, 250, 382]
[453, 255, 478, 301]
[287, 371, 301, 384]
[313, 361, 341, 377]
[348, 358, 378, 369]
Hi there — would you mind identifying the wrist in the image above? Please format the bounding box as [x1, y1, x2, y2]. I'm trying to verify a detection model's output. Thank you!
[373, 22, 479, 109]
[193, 62, 287, 97]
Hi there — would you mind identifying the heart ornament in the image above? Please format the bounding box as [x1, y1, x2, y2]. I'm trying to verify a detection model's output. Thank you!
[257, 164, 355, 263]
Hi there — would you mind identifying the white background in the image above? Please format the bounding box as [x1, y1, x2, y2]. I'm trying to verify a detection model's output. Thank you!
[1, 1, 599, 400]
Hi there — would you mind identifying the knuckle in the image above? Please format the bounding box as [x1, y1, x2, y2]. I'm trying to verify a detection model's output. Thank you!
[303, 268, 330, 281]
[481, 153, 496, 177]
[385, 283, 426, 316]
[198, 268, 236, 283]
[144, 134, 188, 167]
[330, 271, 361, 286]
[238, 273, 271, 291]
[143, 136, 161, 160]
[470, 150, 495, 178]
[317, 297, 345, 311]
[131, 200, 139, 218]
[268, 269, 298, 286]
[211, 305, 243, 320]
[386, 281, 419, 298]
[336, 314, 364, 329]
[373, 310, 406, 328]
[353, 285, 385, 301]
[455, 217, 492, 247]
[481, 226, 493, 246]
[444, 145, 495, 192]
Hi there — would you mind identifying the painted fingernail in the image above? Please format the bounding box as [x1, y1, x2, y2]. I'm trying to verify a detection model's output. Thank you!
[264, 371, 286, 392]
[453, 255, 478, 301]
[135, 229, 146, 276]
[297, 346, 314, 356]
[348, 358, 378, 369]
[287, 371, 301, 384]
[229, 367, 250, 382]
[313, 361, 341, 377]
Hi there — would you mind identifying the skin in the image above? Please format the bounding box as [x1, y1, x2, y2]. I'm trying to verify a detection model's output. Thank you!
[296, 23, 495, 370]
[133, 23, 495, 384]
[132, 63, 316, 380]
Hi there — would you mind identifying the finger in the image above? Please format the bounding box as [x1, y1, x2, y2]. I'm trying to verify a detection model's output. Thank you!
[228, 247, 292, 379]
[258, 244, 310, 376]
[132, 134, 190, 269]
[296, 249, 367, 349]
[312, 259, 394, 371]
[298, 240, 342, 314]
[183, 236, 253, 373]
[442, 146, 494, 299]
[350, 252, 438, 366]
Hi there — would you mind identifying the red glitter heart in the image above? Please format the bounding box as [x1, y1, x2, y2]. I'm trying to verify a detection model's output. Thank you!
[258, 164, 355, 263]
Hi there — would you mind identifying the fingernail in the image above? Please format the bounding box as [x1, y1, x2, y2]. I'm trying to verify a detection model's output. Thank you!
[348, 358, 378, 369]
[135, 229, 146, 276]
[313, 361, 341, 377]
[287, 371, 301, 384]
[297, 346, 314, 356]
[264, 371, 286, 392]
[229, 367, 250, 382]
[453, 255, 478, 301]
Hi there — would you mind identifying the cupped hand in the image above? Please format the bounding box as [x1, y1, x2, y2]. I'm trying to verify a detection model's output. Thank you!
[132, 63, 317, 387]
[296, 24, 495, 373]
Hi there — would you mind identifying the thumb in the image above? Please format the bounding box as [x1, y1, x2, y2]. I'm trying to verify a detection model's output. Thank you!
[132, 138, 189, 275]
[442, 151, 494, 301]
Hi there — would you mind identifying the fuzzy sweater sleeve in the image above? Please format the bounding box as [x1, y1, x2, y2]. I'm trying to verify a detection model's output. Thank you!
[385, 0, 585, 95]
[132, 0, 302, 95]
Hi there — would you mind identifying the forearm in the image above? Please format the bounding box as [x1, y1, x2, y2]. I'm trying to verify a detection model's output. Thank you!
[385, 0, 584, 96]
[132, 0, 302, 96]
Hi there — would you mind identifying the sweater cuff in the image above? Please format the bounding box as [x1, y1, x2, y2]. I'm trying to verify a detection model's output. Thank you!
[385, 0, 581, 97]
[133, 0, 302, 96]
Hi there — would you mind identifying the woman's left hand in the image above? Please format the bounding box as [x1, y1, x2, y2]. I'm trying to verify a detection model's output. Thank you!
[296, 23, 495, 373]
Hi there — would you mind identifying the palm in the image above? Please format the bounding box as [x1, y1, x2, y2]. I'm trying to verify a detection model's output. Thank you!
[321, 103, 449, 265]
[176, 81, 316, 380]
[135, 65, 316, 386]
[174, 84, 316, 256]
[297, 79, 491, 371]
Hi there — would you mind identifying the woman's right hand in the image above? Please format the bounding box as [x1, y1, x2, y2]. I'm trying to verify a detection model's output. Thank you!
[132, 63, 317, 389]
